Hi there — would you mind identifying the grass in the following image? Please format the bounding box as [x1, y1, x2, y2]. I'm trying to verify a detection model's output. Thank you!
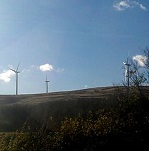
[0, 86, 120, 132]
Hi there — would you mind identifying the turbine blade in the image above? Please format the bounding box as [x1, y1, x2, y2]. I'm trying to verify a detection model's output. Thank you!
[16, 62, 20, 71]
[46, 75, 47, 81]
[10, 68, 16, 73]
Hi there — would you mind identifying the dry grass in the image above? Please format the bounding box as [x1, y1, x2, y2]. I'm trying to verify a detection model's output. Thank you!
[0, 86, 120, 106]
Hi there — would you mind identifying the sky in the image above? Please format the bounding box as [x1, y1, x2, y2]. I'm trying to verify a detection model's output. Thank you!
[0, 0, 149, 95]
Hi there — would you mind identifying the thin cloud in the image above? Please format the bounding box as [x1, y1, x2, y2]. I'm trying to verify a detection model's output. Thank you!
[56, 68, 64, 73]
[113, 1, 130, 11]
[113, 0, 147, 11]
[140, 4, 147, 10]
[38, 64, 54, 72]
[133, 55, 147, 67]
[132, 1, 147, 10]
[0, 70, 15, 83]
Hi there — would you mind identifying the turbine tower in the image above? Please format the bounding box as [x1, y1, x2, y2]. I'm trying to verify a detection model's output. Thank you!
[123, 58, 131, 87]
[45, 75, 50, 93]
[10, 63, 20, 95]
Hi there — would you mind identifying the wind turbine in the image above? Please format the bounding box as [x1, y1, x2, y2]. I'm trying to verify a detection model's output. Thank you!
[45, 75, 50, 94]
[10, 63, 20, 95]
[123, 58, 131, 87]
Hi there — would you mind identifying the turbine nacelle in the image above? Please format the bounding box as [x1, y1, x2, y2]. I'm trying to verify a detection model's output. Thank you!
[45, 75, 50, 93]
[10, 69, 20, 73]
[10, 63, 20, 73]
[123, 62, 131, 66]
[45, 80, 50, 82]
[10, 63, 20, 95]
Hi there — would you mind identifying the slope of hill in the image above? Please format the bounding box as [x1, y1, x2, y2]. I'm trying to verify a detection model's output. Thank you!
[0, 86, 120, 131]
[1, 86, 149, 106]
[0, 86, 118, 106]
[1, 86, 149, 150]
[0, 86, 149, 132]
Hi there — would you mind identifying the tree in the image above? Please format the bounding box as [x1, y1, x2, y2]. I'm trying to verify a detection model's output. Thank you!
[122, 48, 149, 104]
[131, 48, 149, 86]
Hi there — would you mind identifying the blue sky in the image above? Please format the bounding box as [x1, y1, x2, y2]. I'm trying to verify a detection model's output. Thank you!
[0, 0, 149, 94]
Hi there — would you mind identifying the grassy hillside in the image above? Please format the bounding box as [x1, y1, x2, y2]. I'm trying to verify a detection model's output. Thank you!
[0, 86, 121, 132]
[0, 86, 149, 131]
[0, 86, 149, 150]
[0, 86, 118, 105]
